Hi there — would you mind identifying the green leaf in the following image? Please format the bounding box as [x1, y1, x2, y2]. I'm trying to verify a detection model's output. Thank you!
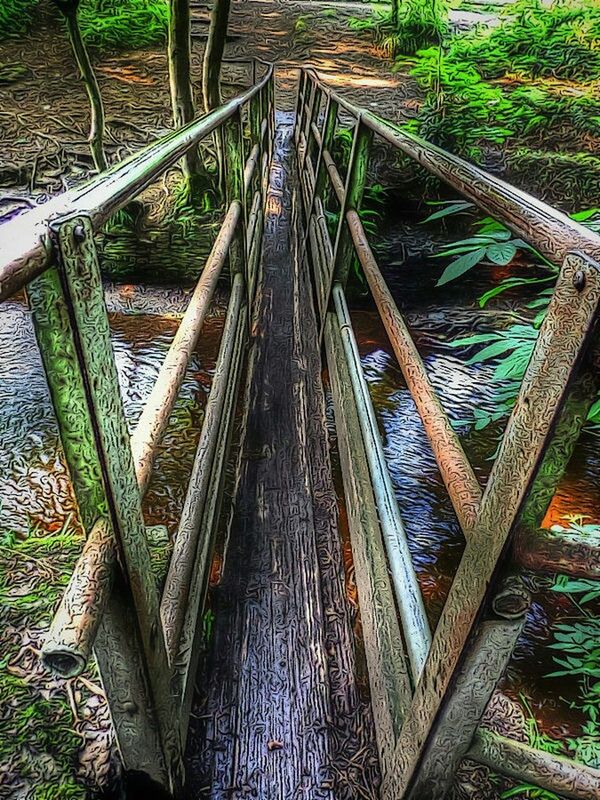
[466, 340, 519, 364]
[486, 242, 518, 265]
[437, 247, 487, 286]
[421, 201, 475, 223]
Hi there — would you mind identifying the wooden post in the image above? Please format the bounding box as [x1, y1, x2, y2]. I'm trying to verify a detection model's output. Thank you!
[294, 69, 307, 147]
[222, 108, 246, 280]
[384, 252, 600, 799]
[27, 257, 175, 790]
[405, 576, 531, 800]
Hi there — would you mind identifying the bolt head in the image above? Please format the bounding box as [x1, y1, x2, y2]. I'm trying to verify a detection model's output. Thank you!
[73, 224, 86, 244]
[573, 270, 586, 291]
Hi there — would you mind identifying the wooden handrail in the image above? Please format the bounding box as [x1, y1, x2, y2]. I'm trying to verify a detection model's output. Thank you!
[0, 62, 273, 302]
[300, 67, 600, 268]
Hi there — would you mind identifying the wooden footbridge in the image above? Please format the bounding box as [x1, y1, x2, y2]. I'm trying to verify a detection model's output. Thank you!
[1, 63, 600, 800]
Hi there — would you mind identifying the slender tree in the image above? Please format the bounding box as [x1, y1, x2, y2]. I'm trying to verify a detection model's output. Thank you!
[202, 0, 232, 112]
[168, 0, 202, 180]
[51, 0, 108, 172]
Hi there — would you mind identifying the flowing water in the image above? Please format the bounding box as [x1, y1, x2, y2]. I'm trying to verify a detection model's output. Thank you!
[0, 284, 227, 539]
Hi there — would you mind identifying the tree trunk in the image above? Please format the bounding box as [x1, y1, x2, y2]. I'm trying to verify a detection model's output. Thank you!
[202, 0, 232, 113]
[53, 0, 108, 173]
[168, 0, 202, 179]
[390, 0, 399, 28]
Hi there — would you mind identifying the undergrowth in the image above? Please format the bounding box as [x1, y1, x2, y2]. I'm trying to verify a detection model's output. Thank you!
[349, 0, 447, 56]
[0, 524, 90, 799]
[403, 0, 600, 179]
[0, 0, 168, 49]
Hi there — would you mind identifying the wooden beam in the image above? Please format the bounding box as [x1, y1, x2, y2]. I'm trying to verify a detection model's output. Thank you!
[468, 728, 600, 800]
[324, 311, 412, 782]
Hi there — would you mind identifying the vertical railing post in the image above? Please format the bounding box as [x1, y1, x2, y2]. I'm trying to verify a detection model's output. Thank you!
[222, 108, 247, 282]
[317, 116, 373, 337]
[294, 69, 307, 146]
[332, 115, 373, 287]
[27, 218, 182, 792]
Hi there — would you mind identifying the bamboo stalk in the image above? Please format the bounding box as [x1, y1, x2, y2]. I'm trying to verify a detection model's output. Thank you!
[333, 283, 431, 680]
[42, 518, 115, 677]
[346, 208, 482, 532]
[130, 200, 241, 494]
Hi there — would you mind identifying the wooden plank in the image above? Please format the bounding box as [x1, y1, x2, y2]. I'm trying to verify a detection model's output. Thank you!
[193, 122, 379, 797]
[384, 252, 600, 798]
[324, 311, 412, 781]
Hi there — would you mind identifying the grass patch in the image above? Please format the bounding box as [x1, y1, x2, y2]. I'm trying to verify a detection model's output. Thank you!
[80, 0, 168, 51]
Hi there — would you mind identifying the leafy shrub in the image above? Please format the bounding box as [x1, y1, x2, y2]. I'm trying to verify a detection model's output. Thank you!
[80, 0, 168, 51]
[450, 0, 600, 82]
[350, 0, 447, 56]
[0, 0, 38, 38]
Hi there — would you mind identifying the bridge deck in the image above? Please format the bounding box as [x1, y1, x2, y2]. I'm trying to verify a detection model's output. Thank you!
[185, 116, 380, 799]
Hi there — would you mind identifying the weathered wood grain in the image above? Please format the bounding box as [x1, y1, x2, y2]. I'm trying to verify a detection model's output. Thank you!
[188, 121, 379, 799]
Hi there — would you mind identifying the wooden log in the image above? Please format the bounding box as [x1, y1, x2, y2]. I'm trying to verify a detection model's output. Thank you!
[384, 252, 600, 799]
[324, 311, 412, 781]
[42, 518, 115, 678]
[333, 283, 431, 680]
[130, 200, 241, 494]
[346, 208, 482, 533]
[405, 576, 530, 800]
[468, 728, 600, 800]
[514, 525, 600, 579]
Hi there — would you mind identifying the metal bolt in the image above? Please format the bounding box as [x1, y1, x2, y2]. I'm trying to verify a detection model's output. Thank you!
[123, 700, 138, 715]
[73, 224, 86, 244]
[573, 270, 586, 292]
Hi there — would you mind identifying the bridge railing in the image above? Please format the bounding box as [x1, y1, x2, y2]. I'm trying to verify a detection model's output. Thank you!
[295, 66, 600, 800]
[0, 59, 274, 793]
